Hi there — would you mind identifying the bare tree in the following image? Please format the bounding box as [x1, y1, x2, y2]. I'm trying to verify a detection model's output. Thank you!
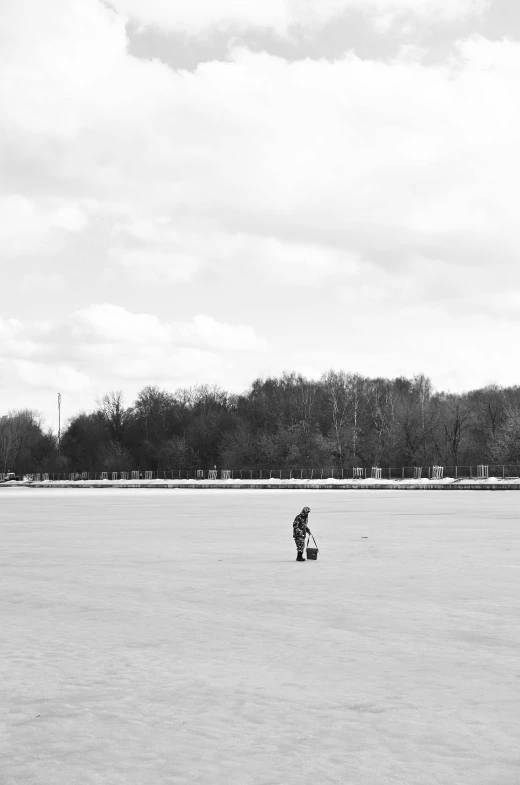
[488, 406, 520, 464]
[393, 375, 438, 465]
[468, 384, 506, 449]
[0, 410, 44, 473]
[367, 379, 397, 465]
[321, 371, 368, 465]
[288, 378, 318, 434]
[440, 395, 473, 464]
[134, 386, 176, 444]
[97, 391, 130, 443]
[0, 416, 20, 473]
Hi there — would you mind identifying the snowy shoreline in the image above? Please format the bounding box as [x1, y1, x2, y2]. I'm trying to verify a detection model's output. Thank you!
[2, 477, 520, 490]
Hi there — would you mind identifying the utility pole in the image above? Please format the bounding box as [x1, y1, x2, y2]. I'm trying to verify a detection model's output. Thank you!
[58, 393, 61, 455]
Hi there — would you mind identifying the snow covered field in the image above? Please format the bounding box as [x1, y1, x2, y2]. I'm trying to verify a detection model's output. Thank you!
[2, 489, 519, 785]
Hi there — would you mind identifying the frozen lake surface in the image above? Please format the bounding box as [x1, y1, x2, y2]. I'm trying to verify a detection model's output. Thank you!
[1, 489, 519, 785]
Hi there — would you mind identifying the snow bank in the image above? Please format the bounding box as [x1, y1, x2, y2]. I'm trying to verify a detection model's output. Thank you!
[5, 476, 520, 488]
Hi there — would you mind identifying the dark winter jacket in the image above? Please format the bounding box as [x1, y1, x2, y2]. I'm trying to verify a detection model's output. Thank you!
[293, 511, 311, 539]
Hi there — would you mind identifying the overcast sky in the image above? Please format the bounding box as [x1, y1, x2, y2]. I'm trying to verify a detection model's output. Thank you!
[2, 0, 520, 430]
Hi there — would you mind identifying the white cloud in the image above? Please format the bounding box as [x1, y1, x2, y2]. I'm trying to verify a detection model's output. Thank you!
[2, 0, 520, 423]
[74, 304, 173, 344]
[3, 3, 519, 293]
[109, 0, 487, 36]
[110, 248, 203, 283]
[70, 304, 267, 351]
[0, 196, 87, 255]
[111, 0, 291, 36]
[23, 273, 66, 294]
[12, 360, 90, 392]
[107, 347, 222, 381]
[109, 218, 206, 282]
[180, 315, 268, 350]
[109, 215, 356, 285]
[0, 306, 267, 424]
[248, 238, 360, 285]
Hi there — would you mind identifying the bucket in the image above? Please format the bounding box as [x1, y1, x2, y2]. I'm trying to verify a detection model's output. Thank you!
[306, 547, 318, 560]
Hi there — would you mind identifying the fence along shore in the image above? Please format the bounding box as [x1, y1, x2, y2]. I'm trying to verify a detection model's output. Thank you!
[0, 464, 508, 482]
[4, 464, 520, 489]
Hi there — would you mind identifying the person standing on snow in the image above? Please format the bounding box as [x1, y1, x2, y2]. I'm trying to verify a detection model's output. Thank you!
[293, 506, 312, 561]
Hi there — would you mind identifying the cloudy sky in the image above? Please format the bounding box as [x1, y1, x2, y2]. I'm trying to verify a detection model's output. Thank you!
[2, 0, 520, 430]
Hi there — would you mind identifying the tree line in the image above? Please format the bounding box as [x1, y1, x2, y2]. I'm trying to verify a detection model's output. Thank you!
[3, 372, 520, 475]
